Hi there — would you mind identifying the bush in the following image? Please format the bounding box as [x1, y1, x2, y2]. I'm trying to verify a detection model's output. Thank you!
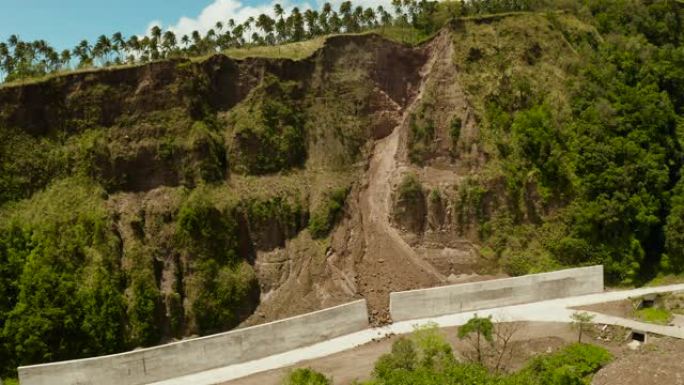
[450, 116, 462, 150]
[177, 190, 239, 264]
[309, 187, 349, 239]
[283, 368, 331, 385]
[229, 76, 306, 175]
[398, 173, 423, 202]
[523, 343, 613, 384]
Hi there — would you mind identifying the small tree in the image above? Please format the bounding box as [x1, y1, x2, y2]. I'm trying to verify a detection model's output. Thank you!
[571, 312, 595, 344]
[458, 314, 494, 365]
[458, 315, 520, 372]
[492, 321, 521, 373]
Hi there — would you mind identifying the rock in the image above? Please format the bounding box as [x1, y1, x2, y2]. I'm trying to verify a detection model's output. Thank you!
[628, 340, 642, 350]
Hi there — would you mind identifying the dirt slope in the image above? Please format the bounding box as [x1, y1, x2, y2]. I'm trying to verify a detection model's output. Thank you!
[244, 31, 495, 326]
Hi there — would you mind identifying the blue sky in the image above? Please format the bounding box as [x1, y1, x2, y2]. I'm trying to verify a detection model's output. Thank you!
[0, 0, 391, 51]
[0, 0, 205, 49]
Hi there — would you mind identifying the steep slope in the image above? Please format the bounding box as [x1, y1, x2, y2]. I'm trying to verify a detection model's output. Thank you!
[3, 5, 684, 377]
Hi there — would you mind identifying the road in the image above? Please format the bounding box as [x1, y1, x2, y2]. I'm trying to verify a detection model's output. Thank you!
[151, 283, 684, 385]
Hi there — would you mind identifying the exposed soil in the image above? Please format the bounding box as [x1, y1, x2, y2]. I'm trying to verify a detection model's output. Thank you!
[223, 321, 684, 385]
[221, 322, 579, 385]
[574, 292, 684, 327]
[592, 337, 684, 385]
[240, 31, 495, 327]
[574, 300, 635, 319]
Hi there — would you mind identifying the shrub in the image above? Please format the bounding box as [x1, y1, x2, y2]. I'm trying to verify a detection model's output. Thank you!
[283, 368, 331, 385]
[177, 190, 239, 264]
[450, 116, 462, 148]
[398, 173, 423, 202]
[523, 343, 613, 384]
[309, 187, 349, 239]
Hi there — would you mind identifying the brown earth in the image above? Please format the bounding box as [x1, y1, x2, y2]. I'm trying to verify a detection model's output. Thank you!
[222, 322, 579, 385]
[592, 337, 684, 385]
[224, 321, 684, 385]
[223, 322, 684, 385]
[242, 31, 496, 327]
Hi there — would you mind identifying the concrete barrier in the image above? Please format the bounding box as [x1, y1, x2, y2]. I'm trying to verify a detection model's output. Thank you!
[390, 266, 604, 322]
[18, 300, 369, 385]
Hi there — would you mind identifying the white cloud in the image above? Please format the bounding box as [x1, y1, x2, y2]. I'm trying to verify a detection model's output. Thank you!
[145, 0, 395, 39]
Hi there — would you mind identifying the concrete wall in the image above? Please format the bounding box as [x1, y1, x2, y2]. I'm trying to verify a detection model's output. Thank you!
[18, 300, 369, 385]
[390, 266, 604, 322]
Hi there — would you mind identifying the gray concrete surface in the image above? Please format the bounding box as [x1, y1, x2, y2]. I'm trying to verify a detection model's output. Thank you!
[18, 300, 369, 385]
[154, 281, 684, 385]
[390, 266, 604, 321]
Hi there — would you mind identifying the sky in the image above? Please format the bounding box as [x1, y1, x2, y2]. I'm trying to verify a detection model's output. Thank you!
[0, 0, 393, 51]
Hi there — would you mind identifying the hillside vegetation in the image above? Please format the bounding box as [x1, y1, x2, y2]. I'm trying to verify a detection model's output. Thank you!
[284, 324, 613, 385]
[1, 0, 684, 381]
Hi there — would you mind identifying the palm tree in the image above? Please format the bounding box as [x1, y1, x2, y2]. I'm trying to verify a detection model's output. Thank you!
[126, 35, 141, 62]
[0, 42, 10, 80]
[232, 24, 245, 47]
[243, 17, 255, 44]
[73, 39, 92, 67]
[112, 32, 126, 62]
[181, 34, 190, 50]
[329, 12, 342, 33]
[275, 17, 287, 43]
[150, 25, 162, 49]
[304, 9, 318, 38]
[207, 28, 217, 46]
[140, 35, 152, 62]
[274, 4, 285, 20]
[363, 8, 377, 29]
[256, 14, 276, 45]
[379, 7, 393, 28]
[319, 3, 332, 34]
[59, 49, 71, 70]
[162, 30, 177, 56]
[290, 7, 305, 42]
[340, 1, 354, 32]
[94, 34, 112, 65]
[352, 6, 364, 32]
[8, 35, 19, 48]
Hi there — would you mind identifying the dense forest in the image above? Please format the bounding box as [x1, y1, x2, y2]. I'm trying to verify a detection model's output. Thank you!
[1, 0, 684, 382]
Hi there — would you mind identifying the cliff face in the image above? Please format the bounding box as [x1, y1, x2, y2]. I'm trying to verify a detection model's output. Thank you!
[0, 31, 434, 354]
[0, 12, 614, 369]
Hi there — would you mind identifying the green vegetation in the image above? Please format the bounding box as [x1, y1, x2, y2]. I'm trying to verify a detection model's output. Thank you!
[398, 173, 423, 202]
[0, 1, 451, 84]
[2, 0, 684, 379]
[408, 107, 436, 164]
[283, 368, 332, 385]
[571, 312, 596, 344]
[0, 178, 125, 372]
[229, 76, 306, 174]
[635, 307, 673, 325]
[309, 187, 350, 238]
[287, 323, 612, 385]
[447, 0, 684, 285]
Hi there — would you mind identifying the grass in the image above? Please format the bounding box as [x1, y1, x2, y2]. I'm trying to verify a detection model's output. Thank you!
[645, 274, 684, 287]
[0, 60, 143, 89]
[634, 307, 673, 325]
[223, 36, 327, 61]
